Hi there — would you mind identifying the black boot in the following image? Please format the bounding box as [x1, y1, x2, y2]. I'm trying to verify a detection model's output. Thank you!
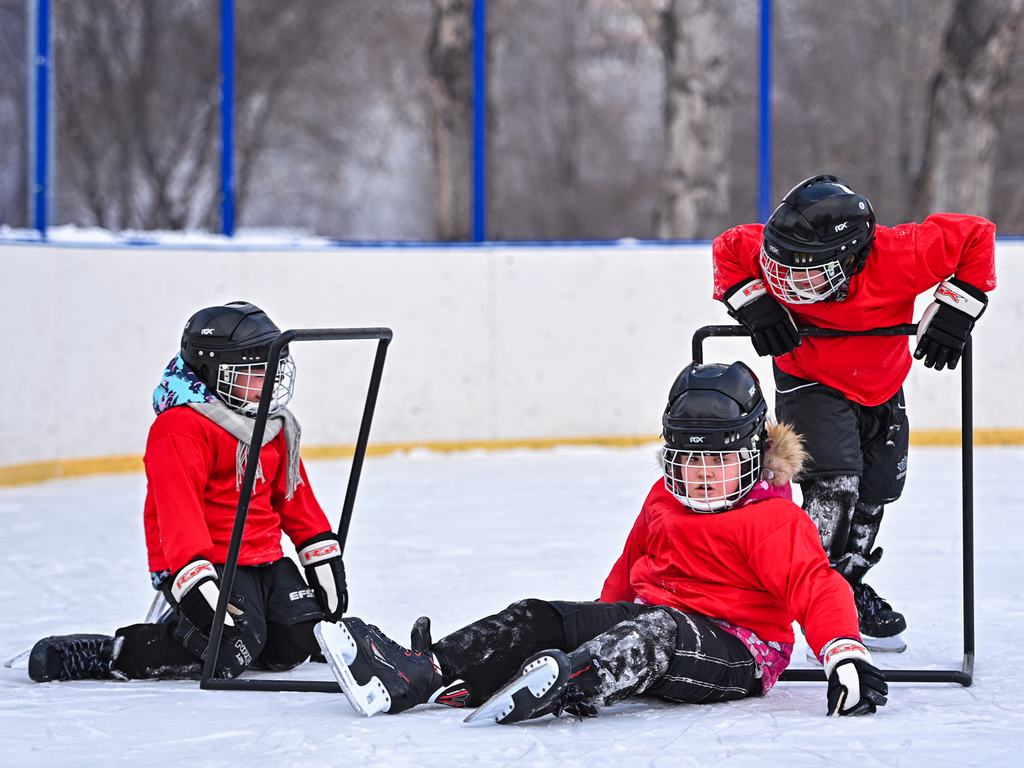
[836, 548, 907, 644]
[315, 617, 467, 716]
[467, 607, 677, 725]
[28, 634, 124, 682]
[465, 648, 603, 724]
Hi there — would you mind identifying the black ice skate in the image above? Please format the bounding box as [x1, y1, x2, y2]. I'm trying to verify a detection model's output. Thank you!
[464, 649, 601, 725]
[27, 634, 125, 682]
[853, 582, 907, 653]
[314, 618, 465, 716]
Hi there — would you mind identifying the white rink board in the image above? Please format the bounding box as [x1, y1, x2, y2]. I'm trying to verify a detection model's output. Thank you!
[1, 239, 1021, 467]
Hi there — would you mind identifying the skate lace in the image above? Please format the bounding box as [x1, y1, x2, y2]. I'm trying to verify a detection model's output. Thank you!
[366, 624, 424, 661]
[552, 685, 599, 720]
[854, 582, 892, 617]
[60, 637, 109, 680]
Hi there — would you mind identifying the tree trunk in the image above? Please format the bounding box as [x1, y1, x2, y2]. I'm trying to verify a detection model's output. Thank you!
[648, 0, 731, 239]
[427, 0, 474, 240]
[915, 0, 1024, 219]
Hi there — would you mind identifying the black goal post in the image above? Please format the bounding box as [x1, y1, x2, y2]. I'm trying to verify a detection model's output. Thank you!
[200, 326, 392, 693]
[691, 324, 974, 687]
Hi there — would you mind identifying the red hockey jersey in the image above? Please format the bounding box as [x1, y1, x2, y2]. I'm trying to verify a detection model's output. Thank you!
[600, 480, 860, 658]
[143, 407, 330, 573]
[711, 213, 997, 406]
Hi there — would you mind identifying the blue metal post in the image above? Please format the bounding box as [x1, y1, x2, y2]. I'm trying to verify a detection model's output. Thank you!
[472, 0, 486, 242]
[31, 0, 50, 235]
[757, 0, 773, 223]
[221, 0, 235, 236]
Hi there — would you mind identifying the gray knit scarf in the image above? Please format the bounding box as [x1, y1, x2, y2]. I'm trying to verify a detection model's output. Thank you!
[187, 401, 303, 500]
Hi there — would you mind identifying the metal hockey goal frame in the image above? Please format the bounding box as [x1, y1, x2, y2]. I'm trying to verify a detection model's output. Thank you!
[199, 327, 392, 693]
[692, 324, 974, 687]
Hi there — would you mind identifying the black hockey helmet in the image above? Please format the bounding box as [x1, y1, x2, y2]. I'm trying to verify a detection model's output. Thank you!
[761, 174, 876, 303]
[661, 361, 768, 512]
[180, 301, 295, 414]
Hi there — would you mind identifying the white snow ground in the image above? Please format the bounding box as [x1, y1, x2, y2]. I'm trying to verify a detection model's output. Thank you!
[2, 444, 1022, 767]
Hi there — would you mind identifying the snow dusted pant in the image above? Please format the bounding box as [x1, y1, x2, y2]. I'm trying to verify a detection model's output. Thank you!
[432, 599, 759, 708]
[802, 476, 889, 583]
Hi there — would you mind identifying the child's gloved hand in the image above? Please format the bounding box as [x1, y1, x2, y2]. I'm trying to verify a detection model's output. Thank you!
[915, 278, 988, 370]
[298, 533, 348, 621]
[822, 638, 888, 716]
[723, 278, 802, 357]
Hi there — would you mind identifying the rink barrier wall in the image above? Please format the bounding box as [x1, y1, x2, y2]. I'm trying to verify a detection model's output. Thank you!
[1, 237, 1022, 486]
[1, 428, 1021, 488]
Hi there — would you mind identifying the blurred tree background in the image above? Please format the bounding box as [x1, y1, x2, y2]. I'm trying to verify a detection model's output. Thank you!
[1, 0, 1024, 239]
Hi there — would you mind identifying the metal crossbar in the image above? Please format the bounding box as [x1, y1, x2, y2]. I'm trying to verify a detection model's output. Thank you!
[199, 327, 392, 692]
[691, 324, 974, 686]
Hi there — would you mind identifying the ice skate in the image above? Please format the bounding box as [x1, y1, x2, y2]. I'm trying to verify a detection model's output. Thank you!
[314, 617, 451, 716]
[853, 582, 907, 653]
[465, 649, 600, 725]
[27, 634, 124, 682]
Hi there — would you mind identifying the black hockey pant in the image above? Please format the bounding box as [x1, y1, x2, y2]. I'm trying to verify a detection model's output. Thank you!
[432, 599, 760, 708]
[111, 559, 323, 680]
[774, 365, 909, 582]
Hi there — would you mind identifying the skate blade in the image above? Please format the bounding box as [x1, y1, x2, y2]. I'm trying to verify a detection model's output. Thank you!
[862, 633, 907, 653]
[314, 622, 391, 716]
[3, 648, 31, 670]
[144, 592, 172, 624]
[464, 653, 563, 725]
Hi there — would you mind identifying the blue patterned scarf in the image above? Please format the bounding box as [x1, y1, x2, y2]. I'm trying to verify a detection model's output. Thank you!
[153, 353, 218, 414]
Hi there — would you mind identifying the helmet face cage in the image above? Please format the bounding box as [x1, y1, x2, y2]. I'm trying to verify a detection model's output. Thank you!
[759, 244, 854, 304]
[662, 447, 761, 512]
[214, 355, 296, 415]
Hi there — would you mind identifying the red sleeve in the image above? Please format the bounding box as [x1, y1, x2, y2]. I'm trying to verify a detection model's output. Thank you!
[599, 507, 650, 603]
[270, 452, 331, 550]
[143, 412, 218, 573]
[747, 511, 861, 657]
[711, 223, 765, 300]
[912, 213, 997, 293]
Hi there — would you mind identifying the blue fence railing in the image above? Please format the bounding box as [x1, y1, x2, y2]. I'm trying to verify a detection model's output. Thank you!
[25, 0, 775, 241]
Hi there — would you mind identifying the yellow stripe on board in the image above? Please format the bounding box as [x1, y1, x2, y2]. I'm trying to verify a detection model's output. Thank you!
[2, 430, 1022, 487]
[0, 455, 146, 488]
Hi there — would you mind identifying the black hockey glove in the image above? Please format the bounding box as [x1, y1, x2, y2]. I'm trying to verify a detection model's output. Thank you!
[914, 278, 988, 371]
[161, 557, 237, 633]
[822, 638, 888, 716]
[723, 278, 802, 357]
[298, 533, 348, 621]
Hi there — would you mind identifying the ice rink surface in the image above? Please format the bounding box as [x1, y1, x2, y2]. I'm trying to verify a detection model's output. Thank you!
[2, 444, 1022, 767]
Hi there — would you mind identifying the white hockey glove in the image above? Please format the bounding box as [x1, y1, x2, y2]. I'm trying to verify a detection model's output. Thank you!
[298, 533, 348, 622]
[723, 278, 802, 357]
[161, 557, 237, 632]
[822, 638, 888, 716]
[914, 278, 988, 370]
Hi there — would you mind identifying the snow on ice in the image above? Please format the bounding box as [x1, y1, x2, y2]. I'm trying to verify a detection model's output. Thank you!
[2, 444, 1023, 767]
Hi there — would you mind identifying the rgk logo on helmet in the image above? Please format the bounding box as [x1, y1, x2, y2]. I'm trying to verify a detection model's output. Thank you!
[201, 328, 215, 335]
[689, 436, 705, 443]
[834, 221, 849, 232]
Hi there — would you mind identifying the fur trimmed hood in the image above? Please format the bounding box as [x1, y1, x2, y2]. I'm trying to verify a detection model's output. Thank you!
[762, 421, 807, 486]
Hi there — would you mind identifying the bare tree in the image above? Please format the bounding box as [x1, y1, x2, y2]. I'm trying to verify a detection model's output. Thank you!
[52, 0, 336, 232]
[915, 0, 1024, 219]
[427, 0, 474, 240]
[0, 0, 28, 228]
[635, 0, 731, 238]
